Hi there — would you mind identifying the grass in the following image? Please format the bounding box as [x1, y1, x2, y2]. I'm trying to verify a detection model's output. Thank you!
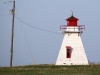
[0, 64, 100, 75]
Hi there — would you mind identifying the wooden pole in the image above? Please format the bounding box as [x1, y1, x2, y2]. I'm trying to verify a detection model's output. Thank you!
[10, 0, 15, 67]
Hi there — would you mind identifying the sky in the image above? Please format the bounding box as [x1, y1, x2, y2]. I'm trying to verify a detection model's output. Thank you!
[0, 0, 100, 67]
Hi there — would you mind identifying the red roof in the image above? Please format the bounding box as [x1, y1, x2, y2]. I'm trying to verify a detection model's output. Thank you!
[66, 15, 79, 21]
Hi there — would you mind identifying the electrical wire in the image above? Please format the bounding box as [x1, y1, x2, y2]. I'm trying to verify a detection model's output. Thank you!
[15, 9, 36, 65]
[15, 15, 61, 65]
[15, 16, 61, 34]
[0, 1, 12, 16]
[3, 0, 60, 34]
[0, 1, 12, 6]
[4, 1, 13, 4]
[0, 14, 11, 16]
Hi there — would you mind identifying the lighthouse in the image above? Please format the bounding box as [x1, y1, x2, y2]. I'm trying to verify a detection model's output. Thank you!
[56, 13, 89, 65]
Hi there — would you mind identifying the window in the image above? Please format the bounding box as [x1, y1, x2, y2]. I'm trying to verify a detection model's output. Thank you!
[66, 46, 72, 58]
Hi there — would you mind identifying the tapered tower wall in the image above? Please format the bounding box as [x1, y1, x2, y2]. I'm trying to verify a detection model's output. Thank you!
[56, 33, 88, 65]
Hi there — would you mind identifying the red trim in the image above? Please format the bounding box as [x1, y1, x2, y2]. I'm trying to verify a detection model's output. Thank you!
[66, 46, 71, 49]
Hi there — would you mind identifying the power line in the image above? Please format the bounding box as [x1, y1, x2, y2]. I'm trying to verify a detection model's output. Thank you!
[4, 1, 13, 4]
[0, 1, 12, 17]
[15, 16, 61, 34]
[0, 1, 13, 4]
[0, 14, 11, 16]
[15, 8, 36, 65]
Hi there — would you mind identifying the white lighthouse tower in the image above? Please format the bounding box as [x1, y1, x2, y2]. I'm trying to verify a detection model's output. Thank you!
[56, 13, 89, 65]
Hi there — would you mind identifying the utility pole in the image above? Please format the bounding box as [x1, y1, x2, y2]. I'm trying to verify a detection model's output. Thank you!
[10, 0, 15, 67]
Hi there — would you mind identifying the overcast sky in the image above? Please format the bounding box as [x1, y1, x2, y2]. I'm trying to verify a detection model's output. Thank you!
[0, 0, 100, 67]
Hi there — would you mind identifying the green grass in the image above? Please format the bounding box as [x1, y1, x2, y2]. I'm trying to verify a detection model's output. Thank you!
[0, 65, 100, 75]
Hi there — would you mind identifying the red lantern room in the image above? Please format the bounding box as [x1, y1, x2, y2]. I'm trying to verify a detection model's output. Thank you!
[60, 12, 85, 32]
[66, 14, 79, 26]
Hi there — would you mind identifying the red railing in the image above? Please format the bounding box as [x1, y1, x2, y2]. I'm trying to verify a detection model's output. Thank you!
[60, 25, 85, 32]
